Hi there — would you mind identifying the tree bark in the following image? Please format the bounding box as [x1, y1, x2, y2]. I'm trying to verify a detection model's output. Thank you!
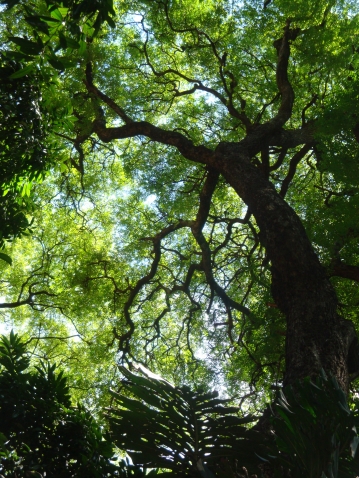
[212, 141, 358, 392]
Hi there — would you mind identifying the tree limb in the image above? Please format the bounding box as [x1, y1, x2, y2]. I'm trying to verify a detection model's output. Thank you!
[330, 262, 359, 283]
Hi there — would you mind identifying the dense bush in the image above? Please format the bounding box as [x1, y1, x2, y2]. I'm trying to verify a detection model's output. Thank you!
[0, 331, 119, 477]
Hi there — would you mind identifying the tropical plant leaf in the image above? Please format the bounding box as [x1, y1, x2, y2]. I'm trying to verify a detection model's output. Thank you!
[107, 366, 262, 477]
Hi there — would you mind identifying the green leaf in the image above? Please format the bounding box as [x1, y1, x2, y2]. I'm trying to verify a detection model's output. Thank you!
[47, 57, 66, 71]
[107, 16, 116, 28]
[351, 435, 359, 458]
[58, 31, 68, 50]
[24, 15, 50, 35]
[276, 408, 295, 434]
[9, 37, 43, 55]
[50, 9, 63, 21]
[58, 7, 69, 17]
[0, 253, 12, 266]
[9, 64, 35, 79]
[58, 32, 80, 50]
[3, 50, 35, 62]
[65, 37, 80, 49]
[39, 15, 61, 26]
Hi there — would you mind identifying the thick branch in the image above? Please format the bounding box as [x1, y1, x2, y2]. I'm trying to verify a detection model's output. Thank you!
[91, 120, 214, 164]
[0, 288, 56, 309]
[330, 262, 359, 282]
[271, 20, 300, 127]
[241, 22, 302, 154]
[0, 297, 33, 308]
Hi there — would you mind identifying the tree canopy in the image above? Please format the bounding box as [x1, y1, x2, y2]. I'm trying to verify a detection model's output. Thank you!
[1, 0, 359, 475]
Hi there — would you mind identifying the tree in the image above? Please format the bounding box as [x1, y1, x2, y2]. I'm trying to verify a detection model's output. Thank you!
[1, 0, 359, 474]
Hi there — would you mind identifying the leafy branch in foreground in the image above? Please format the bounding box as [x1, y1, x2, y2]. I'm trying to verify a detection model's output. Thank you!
[0, 331, 121, 477]
[107, 366, 264, 478]
[108, 367, 359, 478]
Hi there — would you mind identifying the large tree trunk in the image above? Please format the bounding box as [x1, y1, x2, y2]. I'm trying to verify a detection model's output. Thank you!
[213, 141, 358, 392]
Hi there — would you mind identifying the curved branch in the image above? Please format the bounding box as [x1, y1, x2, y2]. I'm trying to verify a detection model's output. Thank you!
[279, 143, 312, 197]
[85, 62, 134, 124]
[92, 119, 214, 162]
[0, 297, 33, 309]
[191, 169, 251, 317]
[117, 221, 190, 353]
[241, 20, 313, 156]
[271, 20, 300, 128]
[269, 146, 288, 172]
[0, 288, 57, 309]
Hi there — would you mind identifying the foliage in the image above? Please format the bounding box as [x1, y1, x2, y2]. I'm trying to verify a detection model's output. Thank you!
[0, 330, 120, 477]
[0, 0, 359, 476]
[1, 0, 116, 42]
[267, 371, 359, 478]
[108, 366, 263, 478]
[0, 0, 115, 250]
[0, 56, 50, 249]
[108, 368, 359, 478]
